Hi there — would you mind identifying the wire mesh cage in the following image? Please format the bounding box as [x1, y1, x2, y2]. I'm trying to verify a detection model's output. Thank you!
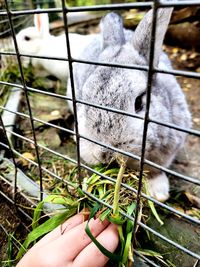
[0, 0, 200, 266]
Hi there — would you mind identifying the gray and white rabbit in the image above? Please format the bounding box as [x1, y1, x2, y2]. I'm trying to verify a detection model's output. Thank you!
[16, 13, 96, 81]
[67, 8, 191, 202]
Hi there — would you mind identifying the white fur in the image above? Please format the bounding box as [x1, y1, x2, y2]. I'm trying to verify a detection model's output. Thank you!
[16, 13, 96, 81]
[147, 173, 170, 202]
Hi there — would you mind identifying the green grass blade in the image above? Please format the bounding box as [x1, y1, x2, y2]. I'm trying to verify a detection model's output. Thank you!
[118, 225, 125, 257]
[32, 201, 44, 230]
[43, 194, 77, 206]
[86, 167, 106, 184]
[144, 180, 164, 225]
[103, 168, 119, 176]
[85, 205, 122, 263]
[148, 200, 164, 226]
[6, 234, 13, 267]
[136, 248, 163, 258]
[122, 231, 133, 264]
[99, 208, 111, 221]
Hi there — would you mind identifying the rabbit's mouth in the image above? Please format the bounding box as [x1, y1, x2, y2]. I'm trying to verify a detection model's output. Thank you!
[98, 142, 142, 164]
[117, 142, 142, 156]
[79, 137, 143, 166]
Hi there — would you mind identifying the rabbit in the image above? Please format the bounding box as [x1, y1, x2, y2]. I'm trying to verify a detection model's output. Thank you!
[16, 12, 96, 81]
[67, 8, 192, 202]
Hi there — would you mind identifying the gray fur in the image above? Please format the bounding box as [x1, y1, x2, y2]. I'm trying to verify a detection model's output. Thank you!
[67, 9, 191, 201]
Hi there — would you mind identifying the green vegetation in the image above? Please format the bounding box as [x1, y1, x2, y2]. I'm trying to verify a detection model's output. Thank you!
[67, 0, 139, 7]
[2, 159, 166, 267]
[0, 62, 21, 110]
[67, 0, 112, 6]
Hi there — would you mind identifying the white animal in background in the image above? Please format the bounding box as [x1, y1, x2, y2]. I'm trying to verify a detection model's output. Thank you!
[16, 13, 96, 81]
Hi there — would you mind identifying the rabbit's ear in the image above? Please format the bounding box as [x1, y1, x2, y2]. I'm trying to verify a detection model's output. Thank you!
[100, 12, 125, 49]
[34, 13, 49, 36]
[133, 8, 173, 66]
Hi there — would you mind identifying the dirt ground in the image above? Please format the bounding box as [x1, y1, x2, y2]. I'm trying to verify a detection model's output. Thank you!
[0, 194, 29, 265]
[164, 46, 200, 194]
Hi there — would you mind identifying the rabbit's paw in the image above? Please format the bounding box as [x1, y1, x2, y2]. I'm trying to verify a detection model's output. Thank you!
[147, 173, 169, 202]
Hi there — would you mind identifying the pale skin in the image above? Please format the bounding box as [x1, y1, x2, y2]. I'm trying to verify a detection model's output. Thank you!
[16, 212, 119, 267]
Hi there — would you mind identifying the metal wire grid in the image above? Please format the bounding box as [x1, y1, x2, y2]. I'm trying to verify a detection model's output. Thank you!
[0, 0, 35, 39]
[0, 16, 31, 38]
[0, 0, 200, 265]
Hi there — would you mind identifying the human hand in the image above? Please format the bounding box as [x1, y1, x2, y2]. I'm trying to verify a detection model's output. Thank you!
[16, 212, 119, 267]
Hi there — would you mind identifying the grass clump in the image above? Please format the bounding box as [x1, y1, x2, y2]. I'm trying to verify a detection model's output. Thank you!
[12, 157, 164, 267]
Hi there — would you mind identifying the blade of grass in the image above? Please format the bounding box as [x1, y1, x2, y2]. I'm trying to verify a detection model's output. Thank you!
[113, 157, 126, 215]
[122, 231, 133, 264]
[121, 203, 136, 264]
[85, 204, 122, 263]
[144, 179, 164, 225]
[43, 194, 77, 206]
[6, 234, 13, 267]
[32, 201, 44, 230]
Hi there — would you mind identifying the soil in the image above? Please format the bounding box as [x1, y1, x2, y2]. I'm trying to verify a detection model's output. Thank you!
[0, 177, 33, 265]
[0, 194, 29, 265]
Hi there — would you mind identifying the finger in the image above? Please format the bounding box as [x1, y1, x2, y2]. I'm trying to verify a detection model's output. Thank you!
[72, 223, 119, 267]
[33, 212, 85, 249]
[52, 218, 109, 260]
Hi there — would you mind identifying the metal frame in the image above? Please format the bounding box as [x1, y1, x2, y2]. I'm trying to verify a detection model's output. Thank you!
[0, 0, 200, 266]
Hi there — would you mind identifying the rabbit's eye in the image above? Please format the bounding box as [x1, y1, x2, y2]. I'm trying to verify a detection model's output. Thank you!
[24, 36, 31, 41]
[135, 92, 145, 113]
